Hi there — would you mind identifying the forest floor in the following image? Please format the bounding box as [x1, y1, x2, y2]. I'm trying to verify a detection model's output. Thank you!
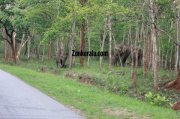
[0, 59, 180, 119]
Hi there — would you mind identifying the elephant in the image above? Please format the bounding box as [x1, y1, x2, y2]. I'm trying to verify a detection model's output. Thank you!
[56, 48, 68, 68]
[112, 44, 143, 67]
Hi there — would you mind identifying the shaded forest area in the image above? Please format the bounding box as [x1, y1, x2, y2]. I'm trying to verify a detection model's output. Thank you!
[1, 0, 180, 111]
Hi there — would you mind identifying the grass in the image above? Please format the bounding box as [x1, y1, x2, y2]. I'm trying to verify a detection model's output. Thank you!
[0, 63, 180, 119]
[10, 59, 179, 103]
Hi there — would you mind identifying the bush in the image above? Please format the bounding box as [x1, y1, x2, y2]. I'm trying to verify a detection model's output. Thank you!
[145, 91, 168, 106]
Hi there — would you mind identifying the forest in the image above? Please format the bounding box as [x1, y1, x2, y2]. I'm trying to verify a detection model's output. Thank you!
[1, 0, 180, 119]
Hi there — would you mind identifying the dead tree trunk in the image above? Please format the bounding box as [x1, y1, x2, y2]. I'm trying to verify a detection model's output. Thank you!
[165, 69, 180, 91]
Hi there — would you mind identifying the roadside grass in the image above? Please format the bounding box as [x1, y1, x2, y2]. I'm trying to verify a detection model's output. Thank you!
[0, 63, 180, 119]
[7, 59, 179, 102]
[1, 59, 179, 103]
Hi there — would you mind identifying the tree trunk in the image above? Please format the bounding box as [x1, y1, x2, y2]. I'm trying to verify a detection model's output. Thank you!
[87, 19, 91, 66]
[69, 14, 76, 69]
[175, 3, 180, 72]
[148, 33, 153, 69]
[142, 17, 148, 78]
[27, 35, 31, 59]
[80, 19, 86, 67]
[100, 18, 107, 68]
[150, 0, 158, 90]
[3, 28, 8, 61]
[48, 41, 52, 60]
[108, 16, 112, 71]
[131, 19, 139, 88]
[36, 45, 40, 59]
[128, 23, 132, 45]
[79, 0, 87, 67]
[42, 45, 45, 61]
[169, 45, 173, 69]
[12, 32, 17, 64]
[16, 34, 27, 61]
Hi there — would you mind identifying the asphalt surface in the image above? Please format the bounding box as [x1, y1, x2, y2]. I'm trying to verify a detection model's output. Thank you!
[0, 69, 83, 119]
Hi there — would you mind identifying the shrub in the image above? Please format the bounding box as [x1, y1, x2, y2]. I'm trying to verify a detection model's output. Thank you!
[145, 91, 168, 106]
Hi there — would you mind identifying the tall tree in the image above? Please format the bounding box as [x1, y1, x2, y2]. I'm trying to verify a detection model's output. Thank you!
[79, 0, 88, 67]
[149, 0, 158, 90]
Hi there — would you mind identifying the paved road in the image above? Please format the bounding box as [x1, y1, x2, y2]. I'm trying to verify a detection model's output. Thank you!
[0, 69, 83, 119]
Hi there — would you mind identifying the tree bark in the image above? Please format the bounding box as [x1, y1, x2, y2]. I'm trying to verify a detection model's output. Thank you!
[108, 16, 113, 71]
[3, 28, 8, 61]
[48, 41, 52, 60]
[16, 34, 28, 61]
[175, 2, 180, 72]
[12, 32, 17, 64]
[36, 45, 40, 59]
[80, 19, 86, 67]
[150, 0, 158, 90]
[100, 18, 107, 68]
[42, 45, 45, 61]
[27, 35, 31, 60]
[69, 13, 76, 69]
[131, 18, 139, 88]
[87, 19, 91, 66]
[142, 17, 148, 78]
[79, 0, 87, 67]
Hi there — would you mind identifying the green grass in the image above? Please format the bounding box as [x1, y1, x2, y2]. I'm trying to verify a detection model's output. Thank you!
[1, 59, 179, 103]
[0, 63, 180, 119]
[11, 59, 179, 103]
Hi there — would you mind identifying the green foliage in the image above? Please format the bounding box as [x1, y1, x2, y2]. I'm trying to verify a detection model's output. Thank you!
[145, 92, 168, 106]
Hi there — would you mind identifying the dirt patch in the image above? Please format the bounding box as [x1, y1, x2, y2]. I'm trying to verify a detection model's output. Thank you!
[164, 70, 180, 92]
[78, 75, 94, 85]
[64, 72, 96, 85]
[103, 108, 150, 119]
[172, 101, 180, 111]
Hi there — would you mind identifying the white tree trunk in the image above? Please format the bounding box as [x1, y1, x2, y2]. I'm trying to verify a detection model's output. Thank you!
[108, 16, 112, 71]
[27, 35, 31, 59]
[100, 18, 107, 68]
[87, 19, 91, 66]
[16, 34, 28, 61]
[150, 0, 158, 90]
[175, 3, 180, 72]
[69, 13, 76, 69]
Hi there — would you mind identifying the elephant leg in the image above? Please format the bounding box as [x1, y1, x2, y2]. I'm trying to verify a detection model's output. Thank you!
[60, 59, 63, 68]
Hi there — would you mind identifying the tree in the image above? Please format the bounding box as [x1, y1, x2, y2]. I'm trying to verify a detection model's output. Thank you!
[0, 0, 17, 63]
[149, 0, 158, 90]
